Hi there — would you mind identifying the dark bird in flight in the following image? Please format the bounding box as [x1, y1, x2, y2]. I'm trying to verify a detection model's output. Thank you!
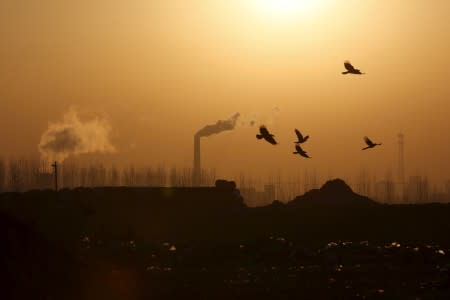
[256, 125, 277, 145]
[362, 136, 382, 150]
[293, 144, 311, 158]
[342, 61, 365, 75]
[294, 129, 309, 144]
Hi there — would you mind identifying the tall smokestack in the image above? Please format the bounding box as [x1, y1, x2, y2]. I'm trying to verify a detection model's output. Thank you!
[193, 113, 240, 186]
[193, 135, 201, 186]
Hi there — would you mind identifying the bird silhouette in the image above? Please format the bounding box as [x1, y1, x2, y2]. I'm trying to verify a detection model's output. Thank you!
[362, 136, 382, 150]
[293, 144, 311, 158]
[342, 61, 365, 75]
[256, 125, 277, 145]
[294, 129, 309, 144]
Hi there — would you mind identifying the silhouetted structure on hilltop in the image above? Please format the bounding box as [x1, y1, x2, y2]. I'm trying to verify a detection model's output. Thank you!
[288, 179, 377, 207]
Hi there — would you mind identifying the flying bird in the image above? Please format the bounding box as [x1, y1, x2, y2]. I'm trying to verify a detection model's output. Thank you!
[342, 61, 365, 75]
[256, 126, 277, 145]
[294, 129, 309, 144]
[293, 144, 311, 158]
[362, 136, 382, 150]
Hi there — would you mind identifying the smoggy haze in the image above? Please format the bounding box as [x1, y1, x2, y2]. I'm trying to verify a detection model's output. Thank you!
[1, 0, 449, 184]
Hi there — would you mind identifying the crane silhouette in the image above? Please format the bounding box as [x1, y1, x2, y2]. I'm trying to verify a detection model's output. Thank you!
[256, 126, 277, 145]
[342, 61, 365, 75]
[362, 136, 382, 150]
[294, 129, 309, 144]
[293, 144, 311, 158]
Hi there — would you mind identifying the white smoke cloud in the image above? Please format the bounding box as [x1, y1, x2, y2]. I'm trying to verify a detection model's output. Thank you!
[38, 108, 116, 163]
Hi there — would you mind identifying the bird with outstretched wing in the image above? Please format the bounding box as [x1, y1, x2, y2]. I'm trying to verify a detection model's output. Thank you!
[362, 136, 382, 150]
[342, 61, 365, 75]
[256, 125, 277, 145]
[294, 129, 309, 144]
[293, 144, 311, 158]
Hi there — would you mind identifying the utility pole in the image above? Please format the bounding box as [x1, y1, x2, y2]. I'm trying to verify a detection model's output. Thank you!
[52, 161, 58, 191]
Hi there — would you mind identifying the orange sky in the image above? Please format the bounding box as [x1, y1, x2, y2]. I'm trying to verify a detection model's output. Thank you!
[1, 0, 449, 184]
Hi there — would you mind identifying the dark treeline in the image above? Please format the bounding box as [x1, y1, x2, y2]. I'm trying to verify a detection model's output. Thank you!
[0, 158, 216, 192]
[0, 158, 448, 205]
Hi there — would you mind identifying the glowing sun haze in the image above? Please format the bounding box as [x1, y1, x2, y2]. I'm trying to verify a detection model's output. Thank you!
[253, 0, 327, 18]
[0, 0, 449, 186]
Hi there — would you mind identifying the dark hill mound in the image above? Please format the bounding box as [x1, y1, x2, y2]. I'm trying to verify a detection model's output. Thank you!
[287, 179, 377, 207]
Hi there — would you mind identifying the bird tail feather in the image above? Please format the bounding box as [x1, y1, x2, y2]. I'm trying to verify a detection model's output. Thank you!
[256, 134, 263, 139]
[342, 71, 349, 74]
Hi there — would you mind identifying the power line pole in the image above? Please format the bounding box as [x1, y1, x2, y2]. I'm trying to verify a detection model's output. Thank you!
[398, 133, 405, 202]
[52, 161, 58, 191]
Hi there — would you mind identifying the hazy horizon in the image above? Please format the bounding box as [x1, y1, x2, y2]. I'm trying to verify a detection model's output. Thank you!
[1, 0, 449, 185]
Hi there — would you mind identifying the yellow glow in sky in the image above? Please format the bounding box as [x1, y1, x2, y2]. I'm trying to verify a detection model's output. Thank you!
[254, 0, 322, 19]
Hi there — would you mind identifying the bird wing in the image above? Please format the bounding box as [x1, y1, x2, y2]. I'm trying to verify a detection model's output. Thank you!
[364, 136, 374, 146]
[300, 152, 311, 158]
[260, 126, 269, 136]
[294, 129, 303, 141]
[303, 135, 309, 143]
[266, 135, 277, 145]
[295, 144, 302, 152]
[344, 61, 355, 72]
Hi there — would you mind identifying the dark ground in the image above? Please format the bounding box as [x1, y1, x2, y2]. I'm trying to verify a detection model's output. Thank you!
[1, 179, 450, 299]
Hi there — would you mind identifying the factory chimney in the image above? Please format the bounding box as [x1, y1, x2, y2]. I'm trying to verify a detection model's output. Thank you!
[192, 113, 240, 187]
[193, 134, 201, 186]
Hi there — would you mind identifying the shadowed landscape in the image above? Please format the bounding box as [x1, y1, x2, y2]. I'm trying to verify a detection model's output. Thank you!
[1, 179, 450, 299]
[2, 1, 450, 299]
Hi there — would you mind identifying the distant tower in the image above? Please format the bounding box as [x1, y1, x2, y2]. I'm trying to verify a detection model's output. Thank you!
[52, 161, 58, 191]
[193, 135, 201, 186]
[397, 133, 405, 201]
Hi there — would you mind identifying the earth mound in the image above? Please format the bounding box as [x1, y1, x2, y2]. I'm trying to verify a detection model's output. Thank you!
[288, 178, 377, 207]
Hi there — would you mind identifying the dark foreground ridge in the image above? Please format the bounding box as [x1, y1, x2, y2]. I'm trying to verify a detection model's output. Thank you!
[1, 179, 450, 299]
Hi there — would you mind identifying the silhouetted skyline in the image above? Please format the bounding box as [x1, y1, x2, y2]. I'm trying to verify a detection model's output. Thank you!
[2, 2, 450, 299]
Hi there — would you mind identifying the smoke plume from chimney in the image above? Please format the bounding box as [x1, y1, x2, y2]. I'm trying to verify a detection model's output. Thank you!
[195, 113, 240, 138]
[38, 108, 116, 163]
[193, 113, 240, 186]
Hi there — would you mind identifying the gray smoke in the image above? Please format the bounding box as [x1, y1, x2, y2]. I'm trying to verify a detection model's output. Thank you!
[38, 108, 116, 163]
[196, 113, 241, 138]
